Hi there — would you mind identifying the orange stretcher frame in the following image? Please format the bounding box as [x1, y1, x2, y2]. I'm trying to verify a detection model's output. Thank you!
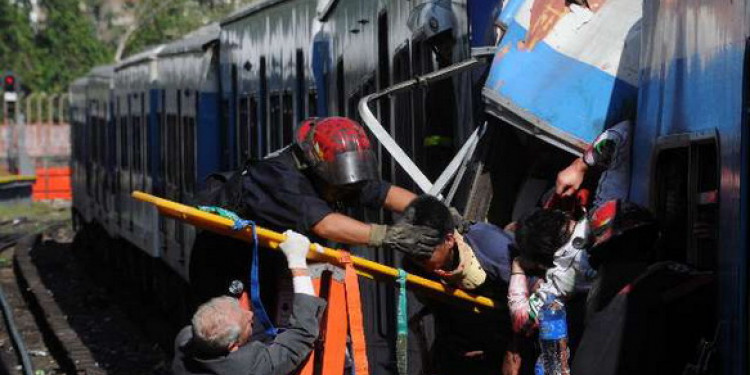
[131, 191, 499, 311]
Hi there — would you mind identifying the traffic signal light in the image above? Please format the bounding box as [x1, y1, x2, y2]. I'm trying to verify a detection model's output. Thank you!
[3, 74, 15, 92]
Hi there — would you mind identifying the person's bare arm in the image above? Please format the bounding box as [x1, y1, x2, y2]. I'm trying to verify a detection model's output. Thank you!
[311, 213, 373, 246]
[383, 185, 417, 213]
[556, 157, 589, 197]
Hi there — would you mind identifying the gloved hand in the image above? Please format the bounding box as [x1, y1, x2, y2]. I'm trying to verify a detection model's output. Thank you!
[448, 206, 472, 234]
[279, 230, 310, 269]
[369, 223, 442, 259]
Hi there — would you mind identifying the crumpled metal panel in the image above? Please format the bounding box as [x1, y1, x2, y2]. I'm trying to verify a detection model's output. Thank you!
[484, 0, 642, 154]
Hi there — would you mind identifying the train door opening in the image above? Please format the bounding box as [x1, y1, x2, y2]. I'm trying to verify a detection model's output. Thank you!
[651, 134, 720, 372]
[476, 119, 576, 228]
[653, 135, 719, 270]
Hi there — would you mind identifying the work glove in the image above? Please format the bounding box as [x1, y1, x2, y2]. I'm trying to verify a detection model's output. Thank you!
[448, 206, 473, 234]
[279, 230, 310, 269]
[368, 223, 442, 259]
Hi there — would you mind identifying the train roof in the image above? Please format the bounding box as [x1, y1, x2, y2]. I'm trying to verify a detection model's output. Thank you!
[158, 23, 220, 57]
[116, 44, 166, 71]
[221, 0, 290, 26]
[88, 65, 115, 79]
[69, 76, 89, 89]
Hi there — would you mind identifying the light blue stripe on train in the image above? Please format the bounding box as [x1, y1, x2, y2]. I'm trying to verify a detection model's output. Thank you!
[484, 5, 640, 148]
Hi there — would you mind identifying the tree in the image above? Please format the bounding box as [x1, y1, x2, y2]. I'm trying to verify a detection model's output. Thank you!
[0, 1, 40, 92]
[36, 0, 112, 92]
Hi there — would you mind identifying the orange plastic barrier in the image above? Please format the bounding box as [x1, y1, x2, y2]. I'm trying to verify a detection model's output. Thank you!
[31, 166, 71, 201]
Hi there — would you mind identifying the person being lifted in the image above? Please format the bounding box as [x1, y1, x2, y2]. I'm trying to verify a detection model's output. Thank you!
[173, 231, 326, 375]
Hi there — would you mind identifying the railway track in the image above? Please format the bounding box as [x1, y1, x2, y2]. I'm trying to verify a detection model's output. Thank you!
[0, 223, 169, 375]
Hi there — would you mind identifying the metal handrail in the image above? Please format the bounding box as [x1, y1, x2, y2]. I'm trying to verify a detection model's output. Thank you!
[132, 191, 499, 311]
[357, 57, 487, 196]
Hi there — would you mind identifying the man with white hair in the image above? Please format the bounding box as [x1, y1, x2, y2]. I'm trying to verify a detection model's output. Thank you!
[172, 231, 327, 375]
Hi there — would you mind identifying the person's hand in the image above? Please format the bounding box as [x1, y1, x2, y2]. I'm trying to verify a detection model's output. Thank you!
[502, 349, 522, 375]
[556, 158, 589, 197]
[369, 223, 442, 259]
[279, 230, 310, 269]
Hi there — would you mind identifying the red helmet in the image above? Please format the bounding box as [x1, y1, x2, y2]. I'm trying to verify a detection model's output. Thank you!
[295, 117, 378, 186]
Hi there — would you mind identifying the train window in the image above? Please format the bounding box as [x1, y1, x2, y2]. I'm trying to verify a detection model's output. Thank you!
[119, 99, 125, 168]
[231, 64, 239, 168]
[140, 92, 146, 178]
[336, 57, 345, 116]
[259, 57, 268, 155]
[295, 49, 305, 123]
[653, 136, 719, 270]
[121, 98, 129, 169]
[392, 44, 414, 189]
[377, 10, 393, 185]
[159, 90, 166, 191]
[166, 111, 178, 184]
[133, 102, 141, 174]
[270, 94, 281, 151]
[176, 89, 183, 191]
[249, 96, 259, 159]
[282, 91, 294, 146]
[308, 90, 318, 117]
[238, 95, 250, 162]
[183, 114, 196, 193]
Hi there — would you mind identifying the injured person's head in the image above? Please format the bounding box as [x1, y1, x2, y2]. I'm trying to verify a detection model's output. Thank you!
[515, 208, 577, 275]
[401, 194, 457, 273]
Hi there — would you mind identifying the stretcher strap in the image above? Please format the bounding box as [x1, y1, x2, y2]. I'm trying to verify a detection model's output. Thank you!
[197, 206, 278, 337]
[341, 252, 370, 375]
[396, 269, 408, 375]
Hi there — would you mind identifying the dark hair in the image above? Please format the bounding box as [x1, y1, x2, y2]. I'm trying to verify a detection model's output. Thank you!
[402, 195, 454, 236]
[516, 208, 571, 268]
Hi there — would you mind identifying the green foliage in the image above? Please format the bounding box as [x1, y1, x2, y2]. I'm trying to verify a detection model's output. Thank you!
[37, 0, 112, 92]
[121, 0, 252, 58]
[0, 0, 256, 93]
[0, 0, 111, 94]
[0, 1, 40, 91]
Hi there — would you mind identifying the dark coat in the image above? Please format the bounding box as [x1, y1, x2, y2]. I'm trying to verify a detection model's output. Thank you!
[172, 294, 327, 375]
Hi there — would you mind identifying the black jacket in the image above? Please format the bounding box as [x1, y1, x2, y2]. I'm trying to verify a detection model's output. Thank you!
[172, 294, 327, 375]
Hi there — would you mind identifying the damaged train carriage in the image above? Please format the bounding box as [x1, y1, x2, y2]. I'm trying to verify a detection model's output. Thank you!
[464, 0, 736, 373]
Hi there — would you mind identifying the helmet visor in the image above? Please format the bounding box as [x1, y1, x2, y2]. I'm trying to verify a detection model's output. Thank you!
[314, 149, 379, 186]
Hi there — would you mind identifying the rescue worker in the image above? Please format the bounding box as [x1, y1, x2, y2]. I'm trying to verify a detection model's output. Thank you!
[173, 231, 326, 375]
[203, 116, 439, 252]
[190, 116, 443, 303]
[400, 194, 516, 375]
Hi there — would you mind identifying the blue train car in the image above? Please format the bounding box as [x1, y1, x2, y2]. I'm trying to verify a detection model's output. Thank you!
[479, 0, 748, 373]
[155, 23, 221, 278]
[86, 66, 116, 235]
[114, 45, 164, 253]
[631, 1, 749, 374]
[218, 2, 493, 373]
[69, 75, 91, 224]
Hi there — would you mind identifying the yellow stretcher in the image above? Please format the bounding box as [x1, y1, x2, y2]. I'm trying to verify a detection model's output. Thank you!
[132, 191, 499, 312]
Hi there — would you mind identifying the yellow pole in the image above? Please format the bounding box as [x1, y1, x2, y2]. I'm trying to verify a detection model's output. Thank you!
[132, 191, 499, 311]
